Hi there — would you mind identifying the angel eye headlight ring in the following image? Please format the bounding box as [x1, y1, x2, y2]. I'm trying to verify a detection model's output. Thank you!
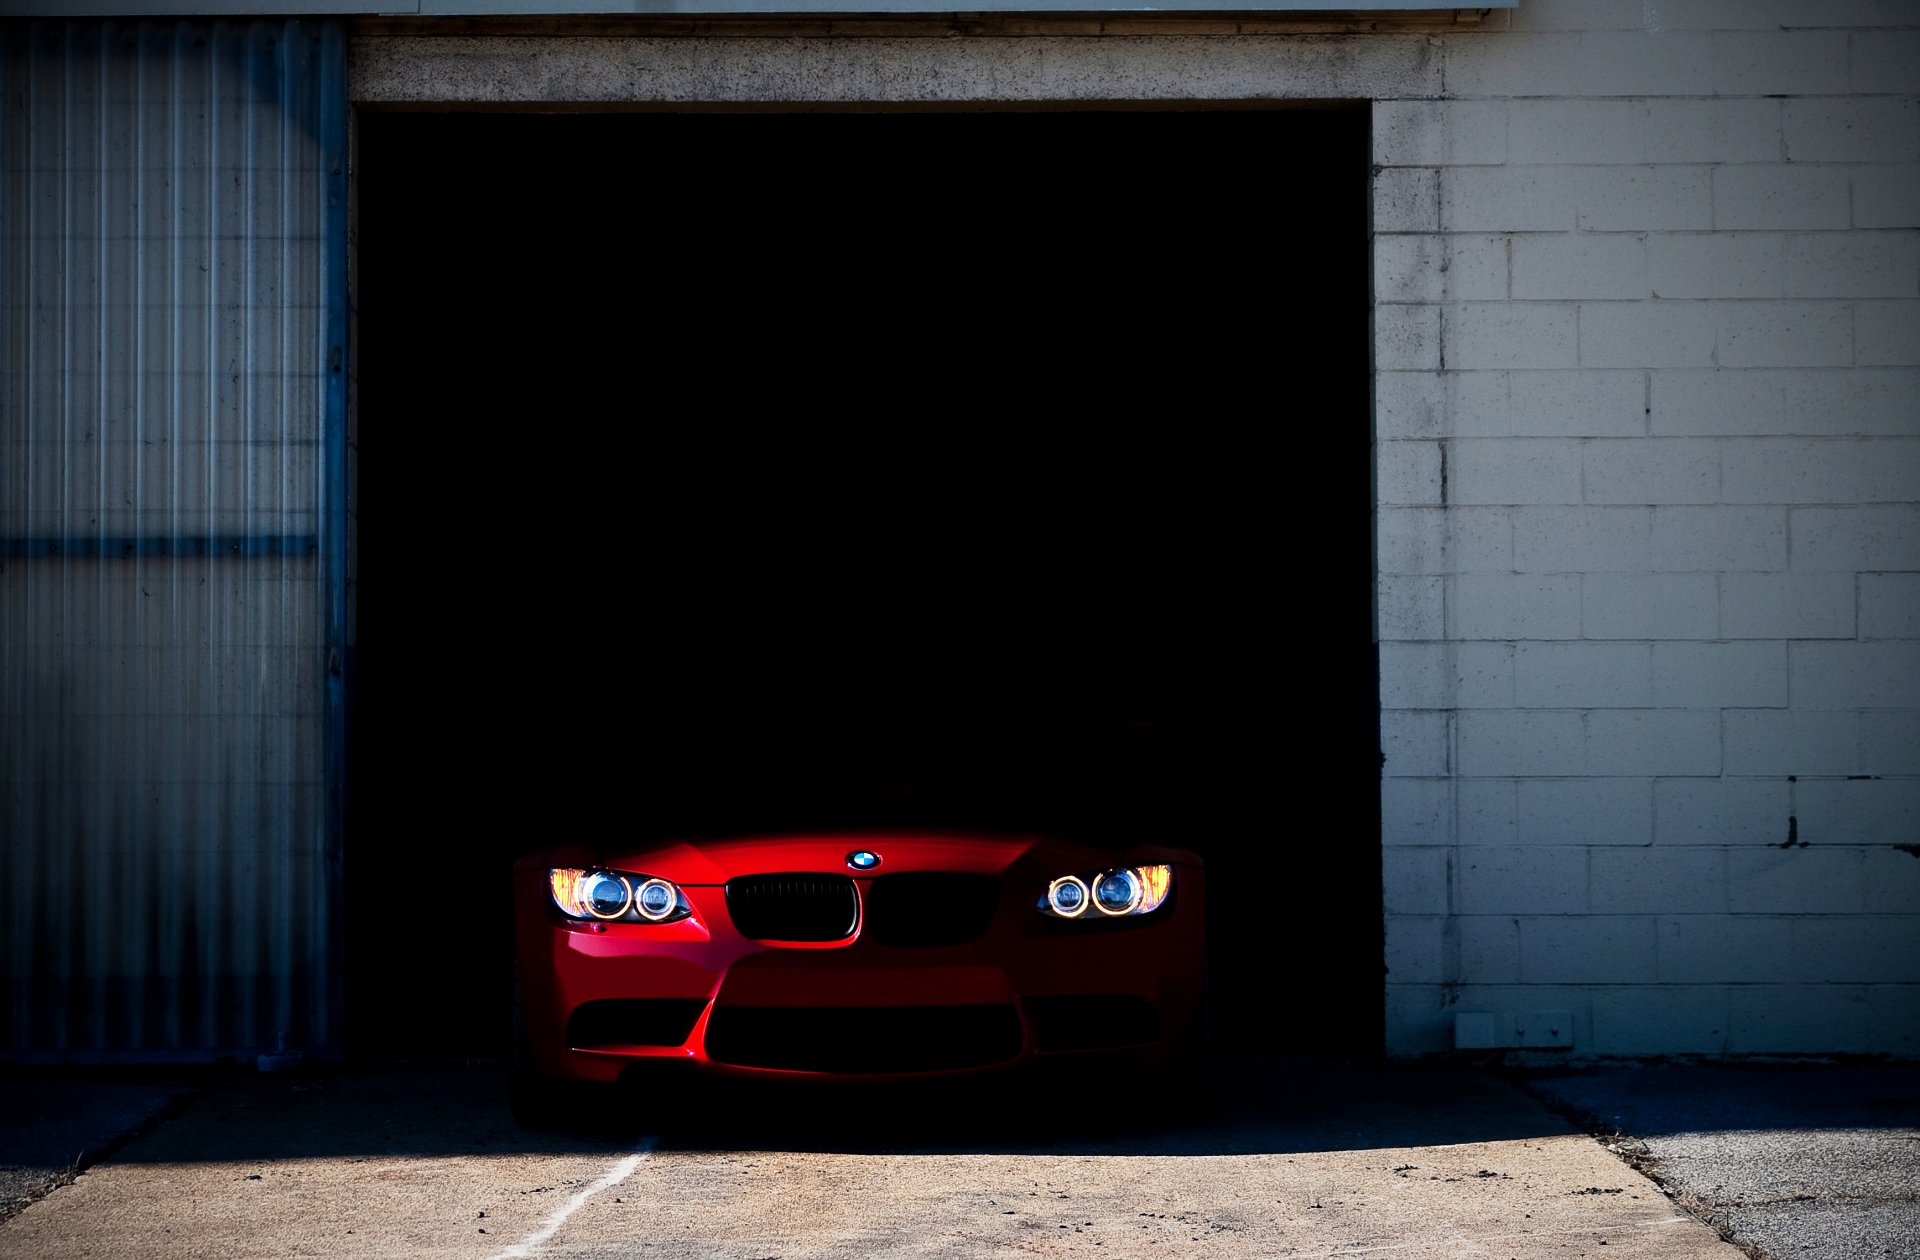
[1047, 875, 1090, 918]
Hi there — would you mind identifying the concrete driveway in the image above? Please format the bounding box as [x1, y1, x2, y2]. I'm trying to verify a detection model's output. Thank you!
[0, 1058, 1745, 1260]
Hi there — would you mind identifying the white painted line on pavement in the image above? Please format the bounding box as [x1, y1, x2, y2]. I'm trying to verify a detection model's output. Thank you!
[489, 1138, 656, 1260]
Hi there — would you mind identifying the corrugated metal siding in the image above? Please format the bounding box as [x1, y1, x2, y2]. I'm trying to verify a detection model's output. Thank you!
[0, 19, 347, 1060]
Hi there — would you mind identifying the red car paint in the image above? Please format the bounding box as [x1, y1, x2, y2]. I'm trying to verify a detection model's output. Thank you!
[513, 832, 1206, 1085]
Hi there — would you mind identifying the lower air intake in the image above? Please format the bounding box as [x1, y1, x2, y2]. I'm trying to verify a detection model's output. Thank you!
[704, 1005, 1024, 1073]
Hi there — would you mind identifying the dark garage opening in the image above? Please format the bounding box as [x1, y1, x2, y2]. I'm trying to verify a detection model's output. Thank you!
[350, 107, 1377, 1060]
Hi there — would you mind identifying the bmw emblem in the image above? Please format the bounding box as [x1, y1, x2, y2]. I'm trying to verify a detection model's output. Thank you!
[846, 850, 881, 871]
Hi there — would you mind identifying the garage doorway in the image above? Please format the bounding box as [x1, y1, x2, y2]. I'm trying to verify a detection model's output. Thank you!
[349, 106, 1377, 1059]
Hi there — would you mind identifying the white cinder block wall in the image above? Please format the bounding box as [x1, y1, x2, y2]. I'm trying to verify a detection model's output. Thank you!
[1377, 1, 1920, 1057]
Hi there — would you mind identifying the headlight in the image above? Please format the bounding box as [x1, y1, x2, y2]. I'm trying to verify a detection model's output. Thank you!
[548, 868, 692, 924]
[1036, 865, 1172, 919]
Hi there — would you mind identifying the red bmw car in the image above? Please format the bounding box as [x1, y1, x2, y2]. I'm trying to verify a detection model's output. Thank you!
[511, 829, 1206, 1122]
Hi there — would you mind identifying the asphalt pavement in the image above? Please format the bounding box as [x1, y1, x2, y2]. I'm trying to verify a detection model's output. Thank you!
[0, 1057, 1907, 1259]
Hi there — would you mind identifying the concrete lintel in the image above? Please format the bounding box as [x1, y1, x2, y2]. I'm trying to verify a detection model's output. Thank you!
[350, 31, 1442, 103]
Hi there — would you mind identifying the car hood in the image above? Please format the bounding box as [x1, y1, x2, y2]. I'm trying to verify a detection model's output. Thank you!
[521, 831, 1198, 885]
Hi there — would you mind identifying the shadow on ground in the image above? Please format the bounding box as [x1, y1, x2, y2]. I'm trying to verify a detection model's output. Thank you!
[4, 1057, 1581, 1168]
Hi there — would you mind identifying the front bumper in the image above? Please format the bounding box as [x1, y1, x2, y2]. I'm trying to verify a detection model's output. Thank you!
[515, 868, 1206, 1083]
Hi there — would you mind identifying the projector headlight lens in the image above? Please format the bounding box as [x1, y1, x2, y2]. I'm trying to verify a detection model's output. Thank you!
[1037, 865, 1173, 920]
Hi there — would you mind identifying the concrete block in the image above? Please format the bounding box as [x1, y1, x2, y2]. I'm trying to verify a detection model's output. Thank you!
[1655, 776, 1791, 846]
[1372, 99, 1508, 168]
[1724, 708, 1861, 776]
[1653, 506, 1787, 572]
[1851, 28, 1920, 94]
[1643, 98, 1785, 165]
[1460, 778, 1519, 847]
[1790, 916, 1920, 983]
[1377, 303, 1441, 371]
[1379, 441, 1443, 507]
[1863, 843, 1920, 913]
[1374, 235, 1508, 304]
[1440, 166, 1576, 233]
[1454, 641, 1520, 708]
[1793, 641, 1920, 709]
[1459, 711, 1585, 777]
[1507, 99, 1649, 166]
[1380, 508, 1515, 575]
[1508, 370, 1647, 438]
[1867, 984, 1920, 1057]
[1728, 984, 1873, 1055]
[1657, 368, 1920, 436]
[1653, 1, 1919, 29]
[1717, 301, 1855, 368]
[1652, 641, 1789, 709]
[1796, 779, 1920, 850]
[1592, 849, 1728, 914]
[1445, 303, 1580, 370]
[1785, 232, 1920, 300]
[1792, 506, 1920, 571]
[1443, 34, 1583, 99]
[1856, 301, 1920, 367]
[1380, 575, 1446, 641]
[1713, 165, 1852, 231]
[1374, 234, 1440, 305]
[1425, 370, 1513, 438]
[1376, 371, 1447, 440]
[1459, 916, 1521, 983]
[1384, 915, 1447, 984]
[1861, 710, 1920, 776]
[1383, 847, 1451, 915]
[1507, 0, 1645, 32]
[1517, 777, 1656, 845]
[1583, 437, 1718, 505]
[1721, 572, 1858, 639]
[1374, 164, 1440, 234]
[1456, 845, 1588, 914]
[1861, 572, 1920, 639]
[1454, 574, 1584, 641]
[1381, 641, 1515, 710]
[1512, 233, 1649, 301]
[1589, 984, 1730, 1056]
[1579, 301, 1718, 369]
[1383, 985, 1454, 1057]
[1646, 231, 1784, 301]
[1448, 438, 1583, 505]
[1583, 573, 1720, 639]
[1729, 845, 1868, 913]
[1587, 709, 1724, 776]
[1579, 31, 1718, 96]
[1380, 777, 1453, 846]
[1378, 508, 1448, 575]
[1851, 165, 1920, 231]
[1724, 438, 1920, 504]
[1381, 709, 1450, 778]
[1576, 167, 1713, 232]
[1784, 98, 1920, 166]
[1651, 369, 1784, 436]
[1515, 642, 1653, 709]
[1450, 508, 1520, 573]
[1518, 915, 1659, 984]
[1712, 30, 1851, 96]
[1656, 915, 1791, 982]
[1513, 506, 1651, 573]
